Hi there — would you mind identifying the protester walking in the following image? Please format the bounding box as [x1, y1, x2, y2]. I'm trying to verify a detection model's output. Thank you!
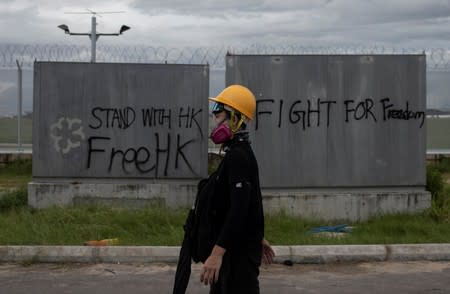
[201, 84, 275, 293]
[173, 84, 274, 294]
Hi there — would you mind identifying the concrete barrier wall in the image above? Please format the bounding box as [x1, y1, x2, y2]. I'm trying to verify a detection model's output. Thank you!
[226, 55, 427, 189]
[33, 62, 209, 180]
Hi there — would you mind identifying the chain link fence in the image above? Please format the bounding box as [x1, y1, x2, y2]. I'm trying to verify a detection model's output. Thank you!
[1, 43, 450, 71]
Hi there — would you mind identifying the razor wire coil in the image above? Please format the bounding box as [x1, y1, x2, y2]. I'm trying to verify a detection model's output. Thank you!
[1, 43, 450, 71]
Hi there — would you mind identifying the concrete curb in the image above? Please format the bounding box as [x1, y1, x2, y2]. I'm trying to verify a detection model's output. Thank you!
[1, 244, 450, 264]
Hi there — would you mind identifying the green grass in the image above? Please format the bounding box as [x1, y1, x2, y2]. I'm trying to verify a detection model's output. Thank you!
[265, 211, 450, 245]
[0, 117, 32, 144]
[0, 203, 449, 246]
[0, 159, 449, 246]
[0, 188, 27, 212]
[432, 157, 450, 174]
[0, 159, 32, 190]
[0, 205, 186, 246]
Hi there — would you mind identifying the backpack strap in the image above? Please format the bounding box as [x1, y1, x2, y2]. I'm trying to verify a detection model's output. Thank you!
[213, 158, 225, 181]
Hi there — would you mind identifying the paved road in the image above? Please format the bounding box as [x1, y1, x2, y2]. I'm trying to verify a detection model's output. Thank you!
[0, 261, 449, 294]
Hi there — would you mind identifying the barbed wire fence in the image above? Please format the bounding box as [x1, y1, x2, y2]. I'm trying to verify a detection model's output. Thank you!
[1, 43, 450, 71]
[1, 43, 450, 149]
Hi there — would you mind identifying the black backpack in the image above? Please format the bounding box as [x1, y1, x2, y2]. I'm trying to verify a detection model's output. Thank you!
[173, 163, 224, 294]
[187, 163, 223, 263]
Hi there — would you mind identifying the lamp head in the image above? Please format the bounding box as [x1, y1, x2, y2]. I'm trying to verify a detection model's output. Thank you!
[58, 24, 70, 34]
[119, 25, 130, 34]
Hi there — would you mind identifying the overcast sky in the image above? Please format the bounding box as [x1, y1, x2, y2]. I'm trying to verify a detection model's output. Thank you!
[1, 0, 450, 48]
[1, 0, 450, 115]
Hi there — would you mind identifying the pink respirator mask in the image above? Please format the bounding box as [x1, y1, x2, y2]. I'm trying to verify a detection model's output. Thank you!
[210, 123, 232, 144]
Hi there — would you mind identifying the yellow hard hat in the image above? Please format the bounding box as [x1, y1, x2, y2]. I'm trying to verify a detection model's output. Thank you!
[209, 85, 256, 120]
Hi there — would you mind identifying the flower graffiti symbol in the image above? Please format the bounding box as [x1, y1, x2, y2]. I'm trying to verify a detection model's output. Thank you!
[50, 117, 86, 154]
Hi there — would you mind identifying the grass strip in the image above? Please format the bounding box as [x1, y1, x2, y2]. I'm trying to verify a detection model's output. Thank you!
[0, 159, 449, 246]
[0, 159, 32, 190]
[0, 204, 449, 246]
[0, 205, 186, 246]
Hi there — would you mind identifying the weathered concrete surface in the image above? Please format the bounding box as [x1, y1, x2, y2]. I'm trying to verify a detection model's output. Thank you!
[28, 181, 197, 209]
[0, 261, 449, 294]
[33, 62, 209, 179]
[1, 244, 449, 264]
[28, 181, 430, 221]
[226, 54, 429, 221]
[30, 62, 209, 209]
[227, 55, 427, 189]
[386, 244, 450, 261]
[262, 190, 431, 221]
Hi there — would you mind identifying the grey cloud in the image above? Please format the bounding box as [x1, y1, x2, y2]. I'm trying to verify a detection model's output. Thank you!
[130, 0, 331, 16]
[0, 3, 90, 45]
[131, 0, 450, 25]
[328, 0, 450, 26]
[1, 0, 450, 49]
[126, 0, 450, 48]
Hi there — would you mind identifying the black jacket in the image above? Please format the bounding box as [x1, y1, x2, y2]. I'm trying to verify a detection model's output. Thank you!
[173, 133, 264, 294]
[212, 133, 265, 252]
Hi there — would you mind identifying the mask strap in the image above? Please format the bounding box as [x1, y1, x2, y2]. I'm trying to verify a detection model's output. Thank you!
[230, 110, 245, 133]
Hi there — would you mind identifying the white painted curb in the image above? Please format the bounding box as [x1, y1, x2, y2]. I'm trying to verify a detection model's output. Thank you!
[0, 244, 449, 264]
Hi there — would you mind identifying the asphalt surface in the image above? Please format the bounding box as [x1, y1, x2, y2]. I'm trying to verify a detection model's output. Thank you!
[0, 261, 449, 294]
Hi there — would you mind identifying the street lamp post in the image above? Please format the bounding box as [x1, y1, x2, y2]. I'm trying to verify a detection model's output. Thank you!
[16, 60, 22, 153]
[91, 16, 97, 63]
[58, 14, 130, 63]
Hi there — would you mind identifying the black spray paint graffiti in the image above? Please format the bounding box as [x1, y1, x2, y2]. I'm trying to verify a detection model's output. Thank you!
[141, 108, 172, 129]
[380, 98, 425, 128]
[87, 134, 196, 177]
[344, 99, 377, 122]
[256, 98, 337, 130]
[89, 107, 136, 130]
[140, 106, 204, 138]
[89, 106, 203, 136]
[87, 105, 204, 177]
[255, 97, 425, 130]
